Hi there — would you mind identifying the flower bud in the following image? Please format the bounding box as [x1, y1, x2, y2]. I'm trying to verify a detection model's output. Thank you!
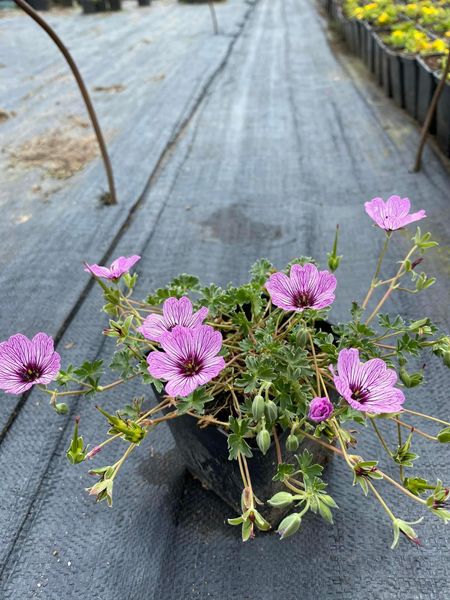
[55, 402, 69, 415]
[296, 327, 309, 347]
[277, 513, 302, 539]
[286, 434, 299, 452]
[256, 429, 271, 455]
[265, 399, 278, 422]
[399, 368, 411, 387]
[268, 491, 295, 508]
[252, 395, 265, 420]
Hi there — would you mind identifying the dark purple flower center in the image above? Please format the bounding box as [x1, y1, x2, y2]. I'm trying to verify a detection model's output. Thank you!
[180, 355, 203, 377]
[20, 363, 43, 383]
[293, 291, 314, 308]
[350, 386, 370, 404]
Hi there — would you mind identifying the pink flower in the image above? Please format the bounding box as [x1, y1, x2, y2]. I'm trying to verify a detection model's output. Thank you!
[265, 263, 336, 312]
[331, 348, 405, 414]
[308, 396, 334, 422]
[364, 196, 426, 231]
[147, 325, 225, 397]
[139, 297, 208, 342]
[84, 255, 141, 280]
[0, 333, 61, 395]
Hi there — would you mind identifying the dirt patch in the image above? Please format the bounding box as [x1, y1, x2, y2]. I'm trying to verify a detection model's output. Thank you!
[93, 84, 126, 93]
[8, 126, 99, 179]
[0, 109, 14, 123]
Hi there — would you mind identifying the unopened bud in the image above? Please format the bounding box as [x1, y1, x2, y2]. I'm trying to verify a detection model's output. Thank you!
[252, 395, 265, 420]
[265, 399, 278, 422]
[286, 434, 299, 452]
[256, 429, 271, 455]
[277, 513, 302, 539]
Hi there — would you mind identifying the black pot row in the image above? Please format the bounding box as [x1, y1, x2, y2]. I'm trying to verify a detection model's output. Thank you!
[24, 0, 151, 11]
[320, 0, 450, 158]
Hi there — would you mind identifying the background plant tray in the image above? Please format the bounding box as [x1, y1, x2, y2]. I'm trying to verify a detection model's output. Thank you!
[0, 0, 449, 598]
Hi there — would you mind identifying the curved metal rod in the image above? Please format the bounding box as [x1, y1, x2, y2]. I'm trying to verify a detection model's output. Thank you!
[413, 52, 450, 173]
[208, 0, 219, 35]
[13, 0, 117, 204]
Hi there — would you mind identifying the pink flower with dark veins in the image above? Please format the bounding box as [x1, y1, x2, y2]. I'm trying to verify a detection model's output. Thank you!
[139, 297, 208, 342]
[265, 263, 336, 313]
[0, 333, 61, 395]
[364, 196, 426, 231]
[331, 348, 405, 414]
[147, 325, 225, 397]
[84, 255, 141, 280]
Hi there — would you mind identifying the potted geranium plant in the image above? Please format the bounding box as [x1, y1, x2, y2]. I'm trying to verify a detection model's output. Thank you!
[1, 195, 450, 546]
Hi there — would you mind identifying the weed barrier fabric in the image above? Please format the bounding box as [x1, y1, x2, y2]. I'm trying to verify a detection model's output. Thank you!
[0, 0, 450, 598]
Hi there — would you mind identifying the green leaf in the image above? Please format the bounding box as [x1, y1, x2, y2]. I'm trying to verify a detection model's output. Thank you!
[272, 463, 295, 482]
[297, 449, 323, 481]
[176, 388, 213, 416]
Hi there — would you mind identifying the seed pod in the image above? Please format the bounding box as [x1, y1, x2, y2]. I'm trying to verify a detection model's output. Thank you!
[257, 429, 271, 455]
[252, 395, 265, 420]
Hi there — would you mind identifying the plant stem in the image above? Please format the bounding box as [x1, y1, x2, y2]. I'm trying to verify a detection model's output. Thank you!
[366, 480, 396, 522]
[366, 246, 418, 325]
[273, 427, 283, 464]
[397, 421, 404, 482]
[393, 417, 438, 442]
[369, 418, 393, 458]
[362, 232, 391, 310]
[403, 408, 450, 427]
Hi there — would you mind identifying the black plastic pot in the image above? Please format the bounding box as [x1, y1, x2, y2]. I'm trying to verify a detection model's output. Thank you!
[388, 48, 404, 108]
[381, 43, 392, 97]
[343, 18, 360, 56]
[109, 0, 121, 10]
[401, 54, 418, 120]
[362, 22, 375, 73]
[153, 390, 331, 525]
[335, 7, 346, 38]
[417, 56, 438, 132]
[81, 0, 106, 12]
[26, 0, 49, 9]
[436, 80, 450, 157]
[138, 0, 151, 5]
[373, 32, 385, 87]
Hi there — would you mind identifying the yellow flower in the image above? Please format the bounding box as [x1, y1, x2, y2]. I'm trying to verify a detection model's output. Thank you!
[377, 11, 390, 24]
[430, 39, 448, 53]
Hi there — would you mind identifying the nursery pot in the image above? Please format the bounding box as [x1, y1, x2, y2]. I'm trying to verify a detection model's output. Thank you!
[387, 47, 404, 108]
[153, 391, 331, 526]
[436, 78, 450, 157]
[400, 54, 418, 120]
[138, 0, 151, 5]
[343, 18, 360, 56]
[81, 0, 97, 12]
[416, 55, 441, 132]
[109, 0, 121, 10]
[26, 0, 49, 9]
